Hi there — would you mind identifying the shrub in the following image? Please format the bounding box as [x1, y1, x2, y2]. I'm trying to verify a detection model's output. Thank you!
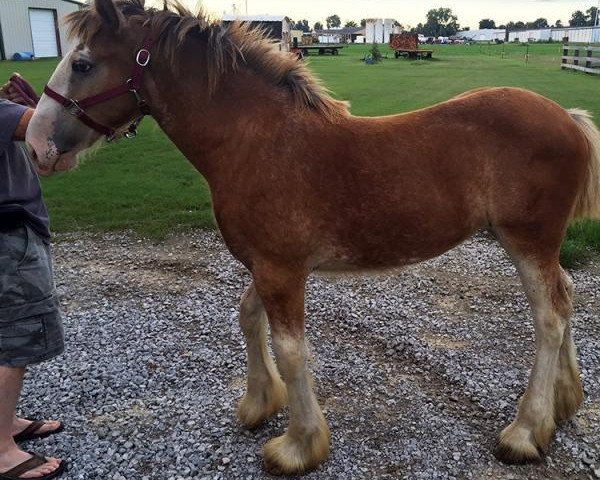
[369, 43, 383, 63]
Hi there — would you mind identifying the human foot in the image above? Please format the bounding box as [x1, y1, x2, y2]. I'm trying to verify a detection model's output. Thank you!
[12, 419, 63, 443]
[0, 446, 63, 479]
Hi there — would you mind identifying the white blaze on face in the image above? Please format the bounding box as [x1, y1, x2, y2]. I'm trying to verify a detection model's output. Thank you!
[26, 46, 94, 175]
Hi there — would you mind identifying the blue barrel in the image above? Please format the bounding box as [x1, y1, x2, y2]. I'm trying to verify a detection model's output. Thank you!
[12, 52, 34, 61]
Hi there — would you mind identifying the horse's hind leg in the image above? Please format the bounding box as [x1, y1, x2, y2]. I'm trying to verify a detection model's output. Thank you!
[236, 282, 287, 428]
[495, 240, 582, 463]
[554, 268, 583, 424]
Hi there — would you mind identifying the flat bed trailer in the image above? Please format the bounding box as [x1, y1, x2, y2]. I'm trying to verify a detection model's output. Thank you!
[394, 49, 433, 59]
[296, 45, 344, 56]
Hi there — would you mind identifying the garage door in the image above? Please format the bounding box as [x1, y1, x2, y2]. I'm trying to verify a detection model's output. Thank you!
[29, 9, 59, 58]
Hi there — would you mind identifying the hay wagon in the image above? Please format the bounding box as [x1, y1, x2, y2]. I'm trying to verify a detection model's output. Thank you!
[390, 33, 433, 59]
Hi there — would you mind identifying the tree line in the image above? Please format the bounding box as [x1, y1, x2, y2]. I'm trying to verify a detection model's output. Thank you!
[291, 5, 598, 36]
[480, 6, 598, 30]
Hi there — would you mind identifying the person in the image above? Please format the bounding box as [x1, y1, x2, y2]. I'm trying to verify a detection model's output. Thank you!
[0, 76, 66, 479]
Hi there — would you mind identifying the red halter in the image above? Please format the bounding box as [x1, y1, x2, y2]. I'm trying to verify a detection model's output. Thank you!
[43, 37, 153, 142]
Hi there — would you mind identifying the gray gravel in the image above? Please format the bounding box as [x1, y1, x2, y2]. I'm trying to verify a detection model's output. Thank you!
[18, 230, 599, 479]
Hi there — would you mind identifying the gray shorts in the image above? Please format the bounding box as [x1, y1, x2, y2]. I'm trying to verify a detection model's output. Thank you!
[0, 226, 64, 368]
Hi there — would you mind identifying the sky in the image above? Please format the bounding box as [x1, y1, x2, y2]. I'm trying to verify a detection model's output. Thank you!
[146, 0, 598, 30]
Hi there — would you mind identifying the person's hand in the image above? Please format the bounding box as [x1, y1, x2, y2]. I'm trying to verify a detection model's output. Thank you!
[0, 73, 39, 107]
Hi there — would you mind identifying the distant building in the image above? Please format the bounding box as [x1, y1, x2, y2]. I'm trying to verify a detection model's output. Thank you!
[508, 28, 551, 43]
[456, 29, 506, 42]
[508, 25, 600, 43]
[222, 14, 291, 50]
[315, 27, 364, 44]
[0, 0, 83, 60]
[365, 19, 400, 44]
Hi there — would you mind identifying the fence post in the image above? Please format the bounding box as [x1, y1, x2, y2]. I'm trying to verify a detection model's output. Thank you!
[562, 41, 568, 69]
[586, 46, 592, 70]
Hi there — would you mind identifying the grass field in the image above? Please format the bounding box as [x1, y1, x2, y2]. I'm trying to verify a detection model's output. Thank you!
[1, 42, 599, 264]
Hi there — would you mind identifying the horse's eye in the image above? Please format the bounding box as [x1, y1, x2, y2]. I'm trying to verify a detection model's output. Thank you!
[72, 60, 93, 74]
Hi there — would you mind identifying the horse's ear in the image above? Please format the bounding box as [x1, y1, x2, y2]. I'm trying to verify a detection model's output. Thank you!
[95, 0, 122, 29]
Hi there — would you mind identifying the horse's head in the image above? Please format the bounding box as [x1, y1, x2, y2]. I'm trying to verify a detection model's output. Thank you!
[27, 0, 149, 175]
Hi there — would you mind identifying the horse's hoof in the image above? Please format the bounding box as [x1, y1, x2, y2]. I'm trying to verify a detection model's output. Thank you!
[263, 424, 330, 475]
[494, 422, 545, 464]
[236, 378, 287, 429]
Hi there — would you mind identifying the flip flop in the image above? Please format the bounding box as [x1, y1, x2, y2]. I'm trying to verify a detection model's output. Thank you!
[13, 420, 64, 443]
[0, 452, 66, 480]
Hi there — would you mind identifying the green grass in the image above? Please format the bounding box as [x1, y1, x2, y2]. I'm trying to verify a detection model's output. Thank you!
[2, 44, 600, 264]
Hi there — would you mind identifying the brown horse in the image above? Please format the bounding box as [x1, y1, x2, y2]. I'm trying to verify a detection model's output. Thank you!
[26, 0, 600, 475]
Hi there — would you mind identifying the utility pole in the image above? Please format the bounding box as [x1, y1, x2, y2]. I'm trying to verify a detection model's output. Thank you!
[245, 0, 248, 15]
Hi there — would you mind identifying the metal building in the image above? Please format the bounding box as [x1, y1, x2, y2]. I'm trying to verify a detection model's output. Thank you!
[508, 26, 600, 43]
[0, 0, 83, 60]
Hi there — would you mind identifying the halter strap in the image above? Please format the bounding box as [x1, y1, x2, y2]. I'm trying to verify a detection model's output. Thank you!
[43, 36, 153, 141]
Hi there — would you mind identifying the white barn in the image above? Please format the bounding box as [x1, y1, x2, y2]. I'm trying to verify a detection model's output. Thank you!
[0, 0, 83, 60]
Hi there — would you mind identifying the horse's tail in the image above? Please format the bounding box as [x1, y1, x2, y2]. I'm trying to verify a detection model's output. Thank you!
[569, 109, 600, 220]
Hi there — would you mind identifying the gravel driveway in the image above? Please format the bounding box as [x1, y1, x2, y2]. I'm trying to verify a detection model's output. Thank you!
[18, 230, 599, 480]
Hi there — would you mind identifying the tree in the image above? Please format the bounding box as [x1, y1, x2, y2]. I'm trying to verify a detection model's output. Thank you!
[326, 14, 341, 28]
[569, 10, 587, 27]
[554, 19, 563, 28]
[314, 21, 323, 31]
[360, 19, 367, 27]
[293, 19, 310, 32]
[527, 18, 548, 29]
[391, 19, 404, 30]
[479, 18, 496, 29]
[344, 20, 358, 28]
[417, 8, 460, 37]
[587, 7, 599, 26]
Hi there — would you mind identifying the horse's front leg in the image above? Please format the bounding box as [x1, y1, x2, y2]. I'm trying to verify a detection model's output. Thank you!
[237, 283, 287, 428]
[254, 266, 330, 475]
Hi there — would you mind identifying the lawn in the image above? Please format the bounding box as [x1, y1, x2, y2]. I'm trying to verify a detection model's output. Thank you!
[1, 43, 599, 264]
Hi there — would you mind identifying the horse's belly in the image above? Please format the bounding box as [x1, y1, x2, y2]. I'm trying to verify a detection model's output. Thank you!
[314, 220, 480, 272]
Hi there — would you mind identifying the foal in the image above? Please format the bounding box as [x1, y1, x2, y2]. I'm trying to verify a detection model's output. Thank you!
[26, 0, 600, 475]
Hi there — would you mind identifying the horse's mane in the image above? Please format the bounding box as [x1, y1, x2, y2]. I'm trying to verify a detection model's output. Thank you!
[67, 0, 348, 120]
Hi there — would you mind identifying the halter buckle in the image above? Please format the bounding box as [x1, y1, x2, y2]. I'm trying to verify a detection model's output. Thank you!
[65, 99, 84, 117]
[127, 79, 144, 106]
[136, 48, 151, 67]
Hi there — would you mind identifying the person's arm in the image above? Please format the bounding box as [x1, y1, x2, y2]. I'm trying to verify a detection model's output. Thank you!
[12, 108, 34, 141]
[0, 98, 28, 147]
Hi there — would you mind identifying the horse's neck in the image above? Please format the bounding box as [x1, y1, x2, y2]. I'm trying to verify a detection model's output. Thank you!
[147, 65, 289, 181]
